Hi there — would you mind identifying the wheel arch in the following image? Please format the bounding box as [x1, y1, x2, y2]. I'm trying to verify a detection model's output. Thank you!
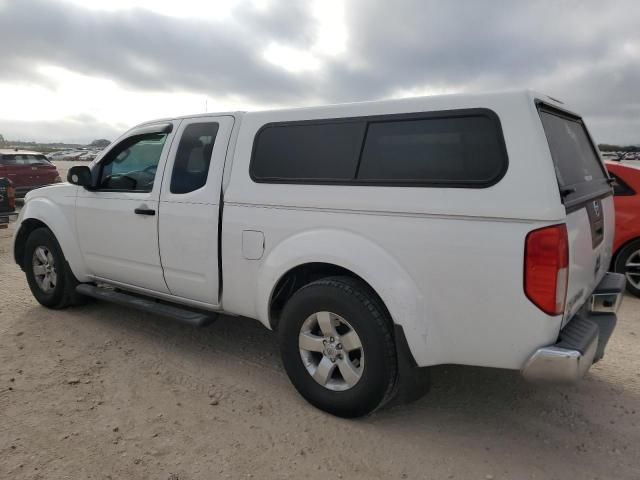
[14, 198, 89, 281]
[254, 228, 429, 365]
[14, 217, 49, 268]
[268, 262, 392, 331]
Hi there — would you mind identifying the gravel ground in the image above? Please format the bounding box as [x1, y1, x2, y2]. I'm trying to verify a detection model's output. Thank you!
[1, 177, 640, 479]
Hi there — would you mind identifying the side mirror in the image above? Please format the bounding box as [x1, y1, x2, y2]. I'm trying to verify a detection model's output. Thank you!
[67, 165, 93, 188]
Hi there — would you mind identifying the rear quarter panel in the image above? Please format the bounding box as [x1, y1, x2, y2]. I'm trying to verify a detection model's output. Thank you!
[222, 204, 564, 369]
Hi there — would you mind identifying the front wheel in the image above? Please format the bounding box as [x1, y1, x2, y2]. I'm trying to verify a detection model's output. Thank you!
[24, 227, 86, 308]
[278, 276, 397, 418]
[614, 238, 640, 297]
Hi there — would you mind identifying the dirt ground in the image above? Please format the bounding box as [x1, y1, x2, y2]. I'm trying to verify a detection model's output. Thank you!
[1, 184, 640, 479]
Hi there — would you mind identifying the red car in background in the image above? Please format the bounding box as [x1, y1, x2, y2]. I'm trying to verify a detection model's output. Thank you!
[0, 149, 62, 198]
[607, 161, 640, 297]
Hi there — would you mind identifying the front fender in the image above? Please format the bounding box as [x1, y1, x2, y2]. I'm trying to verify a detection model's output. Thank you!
[15, 192, 89, 281]
[255, 229, 430, 365]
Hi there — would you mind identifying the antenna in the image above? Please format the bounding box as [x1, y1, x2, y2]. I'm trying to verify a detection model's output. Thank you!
[205, 98, 208, 113]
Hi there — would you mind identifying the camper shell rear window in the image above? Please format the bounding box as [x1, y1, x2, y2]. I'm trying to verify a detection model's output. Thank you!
[538, 104, 611, 207]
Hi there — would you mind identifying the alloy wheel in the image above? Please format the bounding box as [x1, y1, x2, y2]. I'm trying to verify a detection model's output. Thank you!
[298, 311, 364, 391]
[624, 249, 640, 290]
[32, 246, 57, 293]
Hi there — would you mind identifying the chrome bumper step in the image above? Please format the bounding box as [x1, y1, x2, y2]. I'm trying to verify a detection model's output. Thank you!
[522, 316, 599, 383]
[522, 272, 625, 383]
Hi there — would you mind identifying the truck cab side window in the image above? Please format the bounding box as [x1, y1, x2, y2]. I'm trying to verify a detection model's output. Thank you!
[97, 133, 167, 192]
[170, 122, 219, 194]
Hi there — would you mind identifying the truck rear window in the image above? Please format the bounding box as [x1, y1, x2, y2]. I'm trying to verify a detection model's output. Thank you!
[539, 107, 607, 194]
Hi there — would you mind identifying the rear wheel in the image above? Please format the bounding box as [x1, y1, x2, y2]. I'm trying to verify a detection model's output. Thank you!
[614, 239, 640, 298]
[278, 276, 397, 417]
[614, 238, 640, 298]
[24, 228, 86, 308]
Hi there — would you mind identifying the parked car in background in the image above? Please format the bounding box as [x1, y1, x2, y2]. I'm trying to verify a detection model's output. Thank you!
[46, 150, 75, 161]
[78, 151, 97, 161]
[601, 152, 622, 162]
[0, 149, 62, 197]
[607, 161, 640, 297]
[0, 177, 17, 229]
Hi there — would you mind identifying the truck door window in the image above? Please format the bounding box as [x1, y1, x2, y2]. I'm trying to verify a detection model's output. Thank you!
[97, 133, 167, 192]
[170, 122, 219, 194]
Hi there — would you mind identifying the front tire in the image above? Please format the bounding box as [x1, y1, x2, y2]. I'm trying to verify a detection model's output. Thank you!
[279, 276, 397, 418]
[614, 238, 640, 297]
[24, 227, 85, 308]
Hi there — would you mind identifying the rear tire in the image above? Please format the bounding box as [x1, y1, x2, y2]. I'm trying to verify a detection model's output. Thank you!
[279, 276, 397, 418]
[614, 238, 640, 297]
[24, 227, 86, 308]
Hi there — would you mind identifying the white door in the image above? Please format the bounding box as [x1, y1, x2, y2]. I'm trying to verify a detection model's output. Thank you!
[158, 115, 234, 306]
[75, 123, 176, 293]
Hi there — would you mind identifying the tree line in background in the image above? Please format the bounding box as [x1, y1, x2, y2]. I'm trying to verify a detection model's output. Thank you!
[598, 144, 640, 152]
[0, 134, 110, 153]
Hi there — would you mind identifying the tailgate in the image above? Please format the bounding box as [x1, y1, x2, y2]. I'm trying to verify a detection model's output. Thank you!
[538, 104, 613, 323]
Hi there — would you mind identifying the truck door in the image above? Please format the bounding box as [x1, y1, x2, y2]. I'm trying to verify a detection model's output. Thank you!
[158, 115, 235, 307]
[75, 122, 175, 293]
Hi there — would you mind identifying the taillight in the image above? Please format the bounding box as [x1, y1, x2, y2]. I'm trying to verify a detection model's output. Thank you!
[524, 224, 569, 316]
[7, 182, 16, 209]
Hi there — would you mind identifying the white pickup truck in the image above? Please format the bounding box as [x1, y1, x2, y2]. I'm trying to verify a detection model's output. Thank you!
[13, 90, 625, 417]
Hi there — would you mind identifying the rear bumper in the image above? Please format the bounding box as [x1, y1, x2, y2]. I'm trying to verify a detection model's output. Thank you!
[521, 272, 625, 383]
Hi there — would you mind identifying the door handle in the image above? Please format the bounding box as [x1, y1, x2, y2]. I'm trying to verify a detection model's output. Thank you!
[134, 207, 155, 216]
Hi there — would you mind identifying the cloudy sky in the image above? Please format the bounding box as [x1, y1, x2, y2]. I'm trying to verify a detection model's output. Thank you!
[0, 0, 639, 144]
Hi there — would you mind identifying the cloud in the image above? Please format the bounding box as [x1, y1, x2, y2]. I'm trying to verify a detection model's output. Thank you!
[0, 0, 315, 102]
[0, 0, 639, 143]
